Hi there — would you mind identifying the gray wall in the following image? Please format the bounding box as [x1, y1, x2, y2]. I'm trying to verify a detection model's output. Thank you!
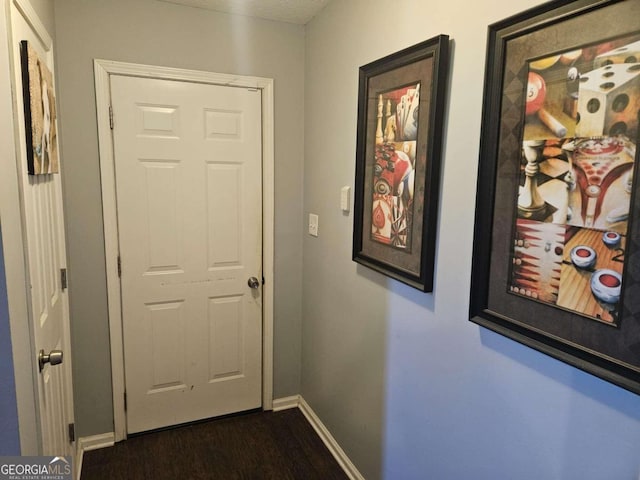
[27, 0, 55, 36]
[302, 1, 640, 479]
[53, 0, 304, 437]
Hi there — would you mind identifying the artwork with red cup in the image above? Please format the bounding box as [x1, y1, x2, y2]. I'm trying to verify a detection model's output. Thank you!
[509, 34, 639, 325]
[570, 245, 597, 269]
[473, 0, 640, 396]
[602, 231, 622, 248]
[591, 269, 622, 305]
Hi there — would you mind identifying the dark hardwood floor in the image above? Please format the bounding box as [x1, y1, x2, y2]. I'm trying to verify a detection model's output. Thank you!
[80, 408, 349, 480]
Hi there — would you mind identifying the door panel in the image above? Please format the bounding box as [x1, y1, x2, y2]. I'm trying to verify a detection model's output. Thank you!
[207, 164, 242, 265]
[9, 0, 74, 456]
[141, 161, 182, 271]
[111, 76, 263, 434]
[208, 295, 244, 381]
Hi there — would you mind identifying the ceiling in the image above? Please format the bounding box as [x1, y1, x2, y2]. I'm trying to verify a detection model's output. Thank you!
[158, 0, 331, 25]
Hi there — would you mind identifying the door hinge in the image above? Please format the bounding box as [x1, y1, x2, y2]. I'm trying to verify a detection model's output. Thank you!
[68, 423, 75, 443]
[124, 392, 127, 411]
[109, 105, 114, 130]
[117, 256, 122, 277]
[60, 268, 67, 290]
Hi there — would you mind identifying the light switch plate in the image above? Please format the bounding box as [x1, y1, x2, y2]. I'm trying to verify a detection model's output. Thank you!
[341, 186, 351, 212]
[309, 213, 319, 237]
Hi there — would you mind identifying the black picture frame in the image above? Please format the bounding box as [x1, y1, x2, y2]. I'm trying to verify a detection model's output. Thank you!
[353, 35, 449, 292]
[470, 0, 640, 395]
[20, 40, 59, 175]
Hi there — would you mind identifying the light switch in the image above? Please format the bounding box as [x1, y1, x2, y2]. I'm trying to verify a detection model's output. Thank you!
[309, 213, 319, 237]
[341, 186, 351, 212]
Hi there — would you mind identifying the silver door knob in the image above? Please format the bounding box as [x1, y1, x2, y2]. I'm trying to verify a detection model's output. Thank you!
[38, 349, 63, 372]
[247, 277, 260, 289]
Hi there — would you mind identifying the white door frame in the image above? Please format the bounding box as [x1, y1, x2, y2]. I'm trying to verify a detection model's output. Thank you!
[94, 59, 275, 442]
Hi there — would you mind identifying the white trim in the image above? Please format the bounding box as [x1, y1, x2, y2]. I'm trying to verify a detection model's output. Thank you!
[93, 60, 126, 442]
[78, 432, 115, 452]
[272, 395, 300, 412]
[298, 397, 365, 480]
[93, 59, 275, 441]
[273, 395, 364, 480]
[261, 79, 275, 412]
[11, 0, 51, 50]
[75, 432, 115, 480]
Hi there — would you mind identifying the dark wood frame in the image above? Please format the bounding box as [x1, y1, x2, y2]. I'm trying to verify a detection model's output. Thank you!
[20, 40, 38, 175]
[353, 35, 449, 292]
[20, 40, 58, 175]
[470, 0, 640, 395]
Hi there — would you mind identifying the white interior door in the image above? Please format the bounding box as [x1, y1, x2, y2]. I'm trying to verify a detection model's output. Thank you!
[8, 0, 74, 456]
[111, 75, 263, 434]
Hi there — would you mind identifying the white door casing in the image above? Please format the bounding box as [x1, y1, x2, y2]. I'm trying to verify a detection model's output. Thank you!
[6, 0, 74, 456]
[94, 60, 275, 440]
[112, 75, 263, 433]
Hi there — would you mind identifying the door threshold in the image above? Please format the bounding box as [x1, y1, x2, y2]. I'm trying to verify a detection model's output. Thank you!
[126, 407, 264, 439]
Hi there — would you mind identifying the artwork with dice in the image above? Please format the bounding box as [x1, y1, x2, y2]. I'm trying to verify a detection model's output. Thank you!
[593, 39, 640, 68]
[576, 61, 640, 138]
[508, 33, 640, 326]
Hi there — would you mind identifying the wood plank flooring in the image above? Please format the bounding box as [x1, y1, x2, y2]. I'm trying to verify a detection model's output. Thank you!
[80, 408, 349, 480]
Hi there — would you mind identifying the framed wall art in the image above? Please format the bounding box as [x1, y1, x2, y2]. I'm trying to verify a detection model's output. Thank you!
[470, 0, 640, 394]
[20, 40, 59, 175]
[353, 35, 449, 292]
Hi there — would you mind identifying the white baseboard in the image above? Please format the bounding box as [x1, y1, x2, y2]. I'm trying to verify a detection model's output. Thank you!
[75, 432, 115, 480]
[272, 394, 301, 411]
[273, 395, 364, 480]
[78, 431, 115, 451]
